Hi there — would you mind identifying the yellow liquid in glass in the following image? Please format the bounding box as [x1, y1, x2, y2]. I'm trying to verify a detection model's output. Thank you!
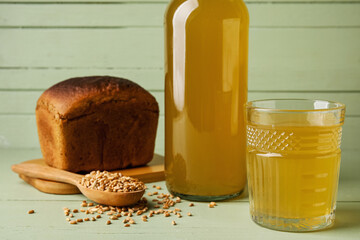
[247, 124, 342, 219]
[165, 0, 249, 197]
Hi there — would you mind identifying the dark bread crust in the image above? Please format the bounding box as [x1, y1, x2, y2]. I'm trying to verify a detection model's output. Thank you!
[36, 76, 159, 172]
[37, 76, 158, 120]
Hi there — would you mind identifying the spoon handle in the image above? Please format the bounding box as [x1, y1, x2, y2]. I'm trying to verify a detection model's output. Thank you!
[11, 163, 82, 186]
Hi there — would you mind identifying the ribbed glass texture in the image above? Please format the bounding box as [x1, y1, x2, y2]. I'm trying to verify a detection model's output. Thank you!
[246, 99, 345, 232]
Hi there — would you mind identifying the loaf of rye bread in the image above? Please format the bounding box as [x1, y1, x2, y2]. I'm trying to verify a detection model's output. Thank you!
[36, 76, 159, 172]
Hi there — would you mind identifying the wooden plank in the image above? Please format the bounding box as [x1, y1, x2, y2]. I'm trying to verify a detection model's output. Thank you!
[340, 151, 360, 180]
[0, 28, 359, 86]
[1, 67, 359, 91]
[338, 179, 360, 199]
[1, 3, 359, 27]
[248, 28, 360, 91]
[0, 3, 167, 27]
[1, 0, 360, 3]
[0, 193, 359, 239]
[0, 114, 357, 151]
[1, 150, 360, 238]
[1, 147, 360, 238]
[0, 69, 164, 90]
[1, 91, 359, 116]
[248, 3, 360, 27]
[0, 28, 163, 68]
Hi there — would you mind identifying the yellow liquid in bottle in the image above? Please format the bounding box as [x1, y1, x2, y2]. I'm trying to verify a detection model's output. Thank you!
[247, 125, 342, 219]
[165, 0, 249, 199]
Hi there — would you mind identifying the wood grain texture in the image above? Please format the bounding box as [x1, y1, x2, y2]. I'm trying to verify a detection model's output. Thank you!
[1, 28, 359, 69]
[19, 174, 80, 194]
[0, 199, 359, 239]
[1, 0, 360, 2]
[0, 195, 359, 239]
[1, 3, 359, 27]
[1, 149, 359, 239]
[0, 149, 359, 240]
[1, 68, 359, 91]
[1, 28, 359, 94]
[0, 69, 164, 90]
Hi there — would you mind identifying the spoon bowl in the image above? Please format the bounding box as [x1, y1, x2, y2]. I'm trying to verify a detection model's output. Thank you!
[11, 163, 145, 206]
[76, 184, 145, 206]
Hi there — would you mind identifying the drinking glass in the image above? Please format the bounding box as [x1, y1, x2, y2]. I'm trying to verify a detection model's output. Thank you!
[246, 99, 345, 232]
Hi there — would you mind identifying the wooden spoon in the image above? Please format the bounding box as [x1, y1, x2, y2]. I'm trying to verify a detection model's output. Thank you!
[11, 163, 145, 206]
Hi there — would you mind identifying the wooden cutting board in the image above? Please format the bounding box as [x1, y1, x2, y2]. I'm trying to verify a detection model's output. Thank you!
[16, 154, 165, 195]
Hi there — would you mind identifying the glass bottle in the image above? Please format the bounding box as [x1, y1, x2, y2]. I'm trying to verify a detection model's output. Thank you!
[164, 0, 249, 201]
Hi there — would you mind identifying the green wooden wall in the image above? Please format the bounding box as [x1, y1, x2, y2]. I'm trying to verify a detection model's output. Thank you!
[0, 0, 359, 179]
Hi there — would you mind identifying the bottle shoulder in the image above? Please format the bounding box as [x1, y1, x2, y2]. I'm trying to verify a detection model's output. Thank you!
[165, 0, 248, 21]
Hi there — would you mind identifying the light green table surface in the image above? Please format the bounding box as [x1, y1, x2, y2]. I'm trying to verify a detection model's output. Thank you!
[1, 149, 359, 240]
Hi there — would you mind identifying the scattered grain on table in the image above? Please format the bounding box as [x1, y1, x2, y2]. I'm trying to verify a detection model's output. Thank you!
[48, 184, 214, 228]
[209, 202, 217, 208]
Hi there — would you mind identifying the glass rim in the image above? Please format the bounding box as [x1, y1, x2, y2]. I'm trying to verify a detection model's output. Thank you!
[246, 99, 345, 113]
